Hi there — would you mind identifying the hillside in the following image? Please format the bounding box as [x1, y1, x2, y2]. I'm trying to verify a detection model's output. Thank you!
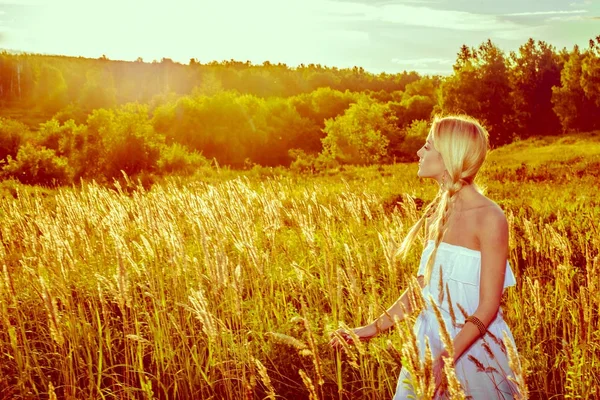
[0, 129, 597, 399]
[487, 130, 600, 167]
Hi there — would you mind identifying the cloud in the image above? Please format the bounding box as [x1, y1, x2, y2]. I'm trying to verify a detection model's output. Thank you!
[387, 6, 519, 31]
[546, 15, 587, 22]
[504, 9, 588, 16]
[322, 3, 523, 32]
[570, 1, 592, 6]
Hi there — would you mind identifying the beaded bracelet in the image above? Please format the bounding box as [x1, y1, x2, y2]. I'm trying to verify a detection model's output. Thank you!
[466, 315, 487, 337]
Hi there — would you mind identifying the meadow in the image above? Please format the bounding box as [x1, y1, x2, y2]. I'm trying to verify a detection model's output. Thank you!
[0, 132, 599, 399]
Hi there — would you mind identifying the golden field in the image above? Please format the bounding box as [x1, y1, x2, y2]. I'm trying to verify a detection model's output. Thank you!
[0, 132, 599, 399]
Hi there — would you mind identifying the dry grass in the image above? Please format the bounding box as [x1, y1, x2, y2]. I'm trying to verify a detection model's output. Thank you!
[0, 152, 598, 399]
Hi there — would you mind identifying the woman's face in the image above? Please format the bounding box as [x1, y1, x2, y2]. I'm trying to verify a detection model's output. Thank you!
[416, 134, 446, 181]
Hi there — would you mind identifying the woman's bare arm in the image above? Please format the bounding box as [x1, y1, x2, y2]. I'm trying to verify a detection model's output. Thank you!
[449, 208, 509, 361]
[330, 275, 425, 346]
[368, 275, 425, 332]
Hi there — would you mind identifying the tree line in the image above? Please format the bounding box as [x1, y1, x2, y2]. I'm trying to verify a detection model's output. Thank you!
[0, 36, 599, 186]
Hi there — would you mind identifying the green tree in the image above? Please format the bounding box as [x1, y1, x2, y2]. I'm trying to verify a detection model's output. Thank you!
[509, 38, 562, 137]
[152, 91, 268, 166]
[0, 53, 19, 102]
[35, 63, 69, 113]
[552, 42, 600, 132]
[78, 68, 117, 111]
[390, 94, 436, 129]
[257, 97, 315, 166]
[290, 87, 357, 126]
[402, 75, 441, 102]
[390, 119, 429, 162]
[288, 88, 358, 154]
[193, 71, 223, 96]
[581, 37, 600, 108]
[441, 40, 516, 147]
[321, 99, 399, 164]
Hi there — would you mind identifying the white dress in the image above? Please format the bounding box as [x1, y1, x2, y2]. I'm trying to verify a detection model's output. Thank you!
[393, 240, 521, 399]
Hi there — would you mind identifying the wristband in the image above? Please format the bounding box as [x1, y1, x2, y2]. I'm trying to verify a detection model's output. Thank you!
[466, 315, 487, 337]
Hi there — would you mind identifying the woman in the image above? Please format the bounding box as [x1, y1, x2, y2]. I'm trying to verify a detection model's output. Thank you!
[330, 115, 523, 399]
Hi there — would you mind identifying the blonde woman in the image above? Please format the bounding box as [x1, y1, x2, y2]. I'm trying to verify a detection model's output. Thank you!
[330, 115, 523, 398]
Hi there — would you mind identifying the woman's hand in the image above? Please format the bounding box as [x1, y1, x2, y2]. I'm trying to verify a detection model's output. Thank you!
[328, 324, 379, 349]
[433, 350, 450, 397]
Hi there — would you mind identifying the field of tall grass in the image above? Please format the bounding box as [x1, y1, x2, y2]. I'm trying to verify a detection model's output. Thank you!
[0, 132, 599, 399]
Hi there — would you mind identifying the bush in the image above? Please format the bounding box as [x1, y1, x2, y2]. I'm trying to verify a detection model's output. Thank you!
[289, 149, 339, 173]
[0, 117, 30, 161]
[2, 143, 72, 186]
[85, 104, 164, 180]
[53, 103, 90, 125]
[36, 118, 86, 158]
[157, 143, 209, 175]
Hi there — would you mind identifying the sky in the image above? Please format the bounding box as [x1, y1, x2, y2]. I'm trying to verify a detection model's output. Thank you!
[0, 0, 599, 75]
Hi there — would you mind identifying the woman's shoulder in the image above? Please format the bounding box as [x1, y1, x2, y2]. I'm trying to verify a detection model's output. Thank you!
[463, 198, 508, 246]
[460, 193, 503, 216]
[475, 201, 509, 244]
[474, 199, 505, 218]
[471, 198, 506, 225]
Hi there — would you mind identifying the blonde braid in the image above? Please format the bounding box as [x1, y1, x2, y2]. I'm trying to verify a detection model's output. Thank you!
[423, 177, 468, 285]
[395, 190, 443, 261]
